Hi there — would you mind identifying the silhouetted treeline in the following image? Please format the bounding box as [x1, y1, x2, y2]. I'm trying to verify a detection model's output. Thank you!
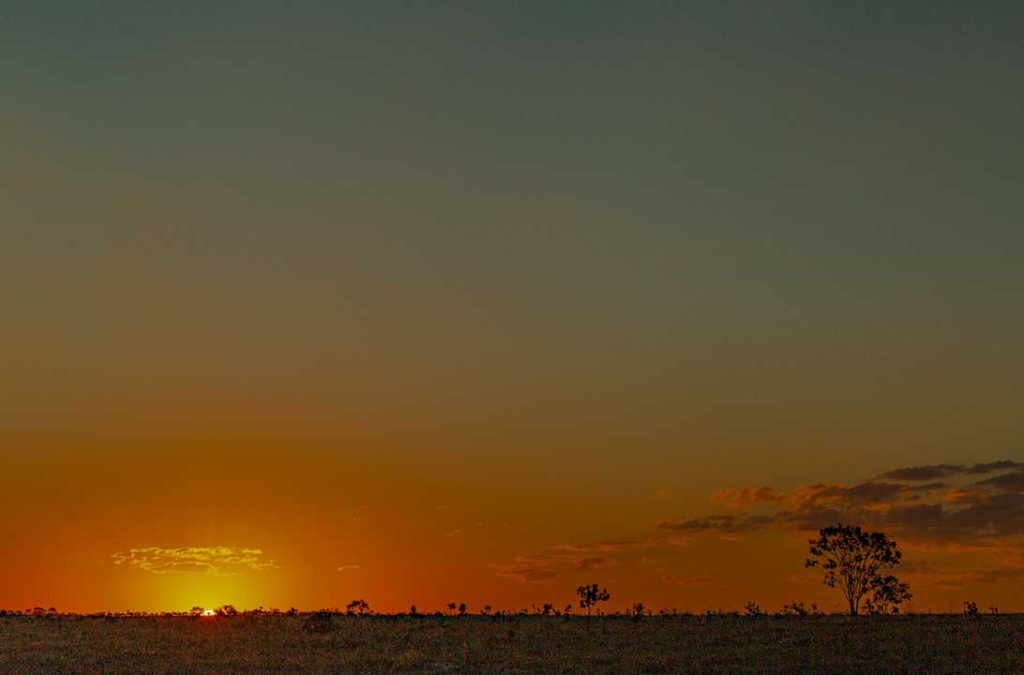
[0, 604, 1007, 619]
[0, 524, 1008, 620]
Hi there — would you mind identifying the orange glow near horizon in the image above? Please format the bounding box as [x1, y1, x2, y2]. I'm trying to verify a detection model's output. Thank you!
[2, 434, 1022, 615]
[3, 1, 1023, 620]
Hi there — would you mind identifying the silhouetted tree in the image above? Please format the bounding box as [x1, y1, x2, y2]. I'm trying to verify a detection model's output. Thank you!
[864, 575, 912, 614]
[345, 599, 370, 616]
[576, 584, 610, 618]
[805, 524, 911, 616]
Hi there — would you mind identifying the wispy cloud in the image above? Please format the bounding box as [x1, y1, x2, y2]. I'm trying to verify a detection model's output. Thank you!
[336, 564, 361, 572]
[553, 537, 679, 554]
[492, 555, 560, 583]
[660, 514, 775, 533]
[879, 461, 1023, 482]
[574, 556, 615, 570]
[111, 546, 277, 576]
[899, 558, 1024, 589]
[711, 486, 785, 508]
[496, 537, 690, 583]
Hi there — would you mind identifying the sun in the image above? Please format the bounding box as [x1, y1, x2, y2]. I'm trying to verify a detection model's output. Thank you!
[201, 609, 217, 617]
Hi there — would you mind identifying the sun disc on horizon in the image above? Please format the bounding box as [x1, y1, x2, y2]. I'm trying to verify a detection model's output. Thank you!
[201, 609, 216, 617]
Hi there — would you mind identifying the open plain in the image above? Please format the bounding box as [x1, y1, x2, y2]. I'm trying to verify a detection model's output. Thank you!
[2, 614, 1022, 674]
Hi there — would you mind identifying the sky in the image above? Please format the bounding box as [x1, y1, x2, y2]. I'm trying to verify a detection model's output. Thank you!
[2, 2, 1023, 614]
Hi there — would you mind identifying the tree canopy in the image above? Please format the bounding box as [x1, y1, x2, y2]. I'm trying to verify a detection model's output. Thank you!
[806, 524, 911, 615]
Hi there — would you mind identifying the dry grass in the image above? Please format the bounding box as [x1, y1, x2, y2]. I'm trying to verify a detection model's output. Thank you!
[2, 614, 1022, 673]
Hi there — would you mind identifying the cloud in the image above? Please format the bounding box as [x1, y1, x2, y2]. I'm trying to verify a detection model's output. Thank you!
[553, 537, 676, 554]
[878, 461, 1023, 482]
[496, 536, 690, 583]
[711, 486, 784, 507]
[498, 460, 1024, 586]
[111, 546, 277, 576]
[659, 514, 775, 533]
[659, 460, 1024, 547]
[336, 564, 360, 572]
[443, 529, 463, 538]
[492, 555, 559, 583]
[574, 556, 615, 570]
[899, 558, 1024, 589]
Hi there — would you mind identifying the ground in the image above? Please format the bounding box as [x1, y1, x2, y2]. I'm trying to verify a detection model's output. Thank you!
[1, 614, 1021, 673]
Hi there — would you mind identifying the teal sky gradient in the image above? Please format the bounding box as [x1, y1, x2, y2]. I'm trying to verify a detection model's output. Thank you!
[5, 2, 1023, 465]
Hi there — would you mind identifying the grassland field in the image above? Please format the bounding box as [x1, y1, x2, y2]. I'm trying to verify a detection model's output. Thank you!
[2, 613, 1022, 674]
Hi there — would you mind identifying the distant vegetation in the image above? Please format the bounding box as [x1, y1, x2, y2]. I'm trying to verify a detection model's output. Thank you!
[0, 524, 968, 622]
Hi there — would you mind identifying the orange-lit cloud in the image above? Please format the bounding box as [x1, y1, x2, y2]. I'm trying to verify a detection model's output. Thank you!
[111, 547, 277, 576]
[711, 486, 785, 508]
[496, 537, 691, 583]
[660, 460, 1024, 550]
[492, 555, 559, 583]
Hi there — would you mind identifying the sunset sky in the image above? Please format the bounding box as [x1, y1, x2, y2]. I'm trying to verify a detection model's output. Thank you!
[3, 2, 1023, 614]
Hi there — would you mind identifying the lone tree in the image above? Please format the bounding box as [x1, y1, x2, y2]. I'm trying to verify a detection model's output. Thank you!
[805, 524, 911, 615]
[345, 599, 370, 616]
[576, 584, 610, 618]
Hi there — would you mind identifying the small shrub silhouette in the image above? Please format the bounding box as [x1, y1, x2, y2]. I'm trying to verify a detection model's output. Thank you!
[777, 602, 820, 617]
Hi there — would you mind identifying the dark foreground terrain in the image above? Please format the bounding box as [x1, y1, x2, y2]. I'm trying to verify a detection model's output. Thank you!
[2, 614, 1022, 673]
